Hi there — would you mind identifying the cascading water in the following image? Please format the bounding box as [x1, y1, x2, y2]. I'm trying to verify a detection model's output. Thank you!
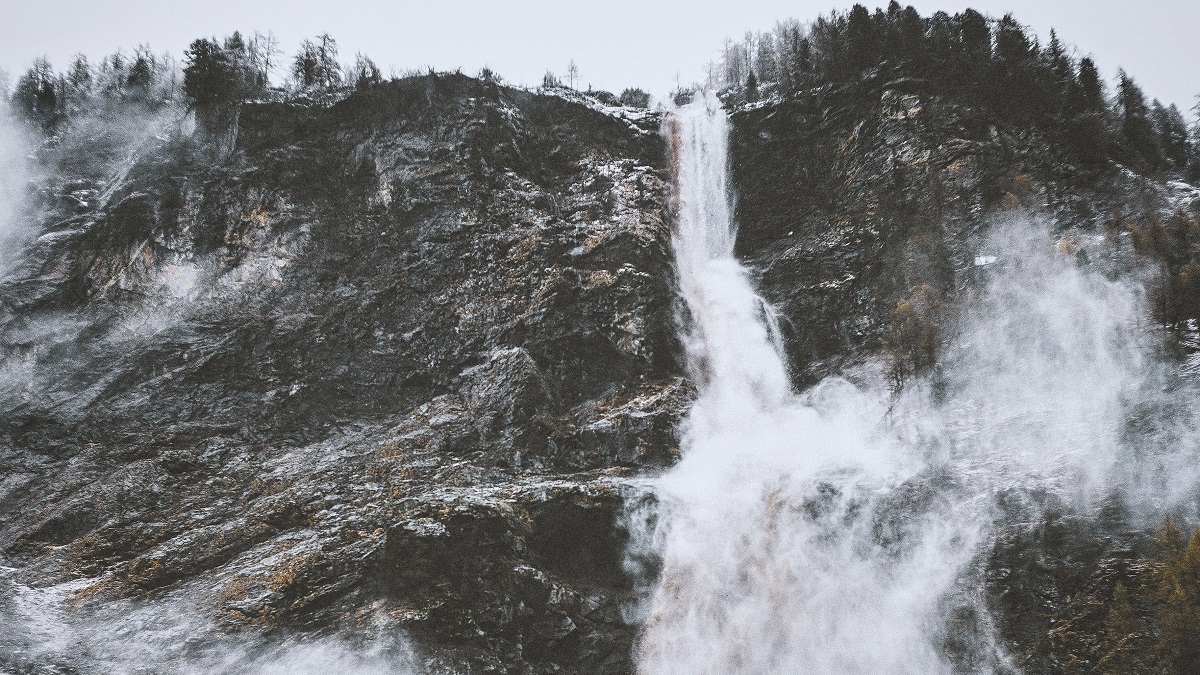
[635, 94, 1158, 675]
[637, 93, 974, 675]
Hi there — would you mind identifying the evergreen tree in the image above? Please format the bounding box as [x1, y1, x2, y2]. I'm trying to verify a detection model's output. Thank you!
[11, 57, 58, 127]
[64, 54, 92, 112]
[1118, 70, 1161, 169]
[126, 46, 156, 102]
[894, 5, 926, 68]
[745, 69, 758, 102]
[755, 32, 779, 84]
[353, 53, 382, 91]
[1188, 113, 1200, 180]
[1058, 57, 1109, 165]
[993, 14, 1036, 118]
[1151, 101, 1190, 169]
[618, 88, 650, 107]
[1175, 259, 1200, 322]
[98, 49, 127, 99]
[958, 9, 991, 61]
[1076, 57, 1104, 111]
[1154, 524, 1200, 674]
[846, 4, 877, 74]
[316, 33, 340, 88]
[183, 37, 241, 107]
[291, 34, 341, 90]
[1095, 583, 1149, 673]
[246, 30, 281, 89]
[224, 31, 259, 93]
[1045, 29, 1073, 87]
[291, 39, 318, 88]
[926, 11, 957, 71]
[792, 34, 812, 89]
[994, 14, 1032, 65]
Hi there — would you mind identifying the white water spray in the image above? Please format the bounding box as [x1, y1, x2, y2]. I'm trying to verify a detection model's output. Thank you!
[636, 95, 1176, 674]
[637, 95, 975, 675]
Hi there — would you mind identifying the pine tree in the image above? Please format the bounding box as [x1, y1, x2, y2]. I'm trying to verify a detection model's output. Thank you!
[353, 53, 381, 91]
[11, 57, 58, 127]
[98, 49, 127, 99]
[184, 38, 237, 106]
[292, 35, 340, 90]
[745, 69, 758, 102]
[618, 88, 650, 107]
[846, 4, 876, 74]
[994, 14, 1032, 65]
[1154, 524, 1200, 674]
[246, 30, 280, 89]
[1045, 29, 1073, 87]
[1151, 101, 1190, 169]
[316, 33, 340, 88]
[794, 35, 812, 85]
[1060, 57, 1108, 164]
[291, 39, 318, 88]
[958, 9, 991, 61]
[1175, 259, 1200, 322]
[1188, 113, 1200, 180]
[126, 45, 156, 102]
[993, 14, 1034, 118]
[1095, 583, 1148, 674]
[894, 5, 925, 68]
[1118, 70, 1161, 169]
[64, 54, 92, 112]
[755, 32, 778, 83]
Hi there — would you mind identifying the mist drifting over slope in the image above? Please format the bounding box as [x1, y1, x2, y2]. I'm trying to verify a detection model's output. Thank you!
[633, 95, 1200, 674]
[0, 109, 35, 274]
[3, 5, 1200, 672]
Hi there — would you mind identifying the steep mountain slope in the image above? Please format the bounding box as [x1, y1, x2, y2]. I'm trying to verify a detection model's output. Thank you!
[3, 22, 1200, 674]
[732, 82, 1195, 387]
[0, 74, 685, 674]
[726, 76, 1200, 674]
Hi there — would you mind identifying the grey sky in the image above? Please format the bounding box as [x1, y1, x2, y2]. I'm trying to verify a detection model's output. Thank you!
[1, 0, 1197, 113]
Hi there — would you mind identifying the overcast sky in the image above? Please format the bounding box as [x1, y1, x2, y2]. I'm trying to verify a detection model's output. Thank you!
[1, 0, 1197, 113]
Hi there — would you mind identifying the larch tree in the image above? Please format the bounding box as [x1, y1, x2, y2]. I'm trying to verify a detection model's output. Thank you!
[566, 60, 579, 89]
[11, 57, 58, 126]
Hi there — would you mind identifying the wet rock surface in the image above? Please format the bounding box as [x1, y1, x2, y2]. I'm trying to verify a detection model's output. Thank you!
[727, 83, 1200, 674]
[730, 83, 1194, 388]
[0, 74, 684, 673]
[2, 70, 1197, 673]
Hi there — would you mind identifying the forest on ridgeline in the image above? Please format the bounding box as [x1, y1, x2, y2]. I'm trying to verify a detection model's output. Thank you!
[5, 5, 1200, 675]
[703, 3, 1195, 178]
[5, 3, 1198, 182]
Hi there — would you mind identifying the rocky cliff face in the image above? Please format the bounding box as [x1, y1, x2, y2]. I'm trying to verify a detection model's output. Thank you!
[3, 68, 1198, 674]
[727, 82, 1200, 674]
[0, 74, 686, 673]
[731, 82, 1195, 388]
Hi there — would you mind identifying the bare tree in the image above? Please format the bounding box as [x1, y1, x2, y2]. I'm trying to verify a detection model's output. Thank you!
[248, 30, 281, 87]
[352, 53, 381, 90]
[566, 60, 579, 89]
[291, 34, 341, 90]
[316, 33, 340, 87]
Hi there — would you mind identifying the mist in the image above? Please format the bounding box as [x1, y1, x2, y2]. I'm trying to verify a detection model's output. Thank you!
[632, 97, 1200, 674]
[0, 105, 36, 275]
[0, 568, 422, 674]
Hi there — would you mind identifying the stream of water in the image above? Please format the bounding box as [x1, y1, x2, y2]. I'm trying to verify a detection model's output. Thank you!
[635, 94, 1158, 675]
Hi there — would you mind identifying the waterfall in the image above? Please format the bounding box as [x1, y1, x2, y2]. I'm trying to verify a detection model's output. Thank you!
[666, 94, 791, 430]
[635, 95, 980, 675]
[636, 93, 1157, 675]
